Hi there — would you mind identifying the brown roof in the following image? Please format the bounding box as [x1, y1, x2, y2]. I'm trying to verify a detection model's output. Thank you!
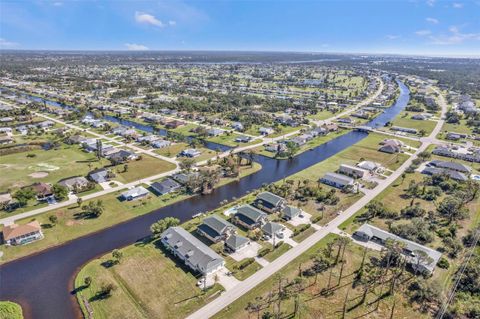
[31, 182, 53, 196]
[3, 221, 42, 241]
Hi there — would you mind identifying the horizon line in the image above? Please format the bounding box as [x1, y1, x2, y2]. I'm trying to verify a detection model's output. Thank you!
[1, 49, 480, 59]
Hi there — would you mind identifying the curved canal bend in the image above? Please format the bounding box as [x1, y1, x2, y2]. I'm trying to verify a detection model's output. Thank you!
[0, 81, 409, 319]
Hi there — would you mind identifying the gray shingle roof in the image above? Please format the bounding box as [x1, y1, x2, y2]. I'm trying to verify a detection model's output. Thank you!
[282, 206, 301, 219]
[320, 172, 354, 187]
[430, 160, 471, 173]
[256, 192, 284, 207]
[354, 224, 442, 273]
[201, 215, 234, 235]
[261, 222, 284, 236]
[225, 234, 249, 250]
[161, 227, 224, 274]
[235, 205, 267, 224]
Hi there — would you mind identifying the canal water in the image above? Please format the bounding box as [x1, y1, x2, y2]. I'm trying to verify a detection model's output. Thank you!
[0, 80, 409, 319]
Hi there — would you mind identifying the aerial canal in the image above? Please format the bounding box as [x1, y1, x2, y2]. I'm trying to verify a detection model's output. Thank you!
[0, 80, 409, 319]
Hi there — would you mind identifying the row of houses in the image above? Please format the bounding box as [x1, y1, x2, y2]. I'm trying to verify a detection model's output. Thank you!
[160, 191, 299, 275]
[432, 145, 480, 163]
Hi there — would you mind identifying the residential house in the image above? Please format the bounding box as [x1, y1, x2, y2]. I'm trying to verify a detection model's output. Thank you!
[120, 186, 149, 201]
[233, 205, 268, 230]
[31, 182, 54, 201]
[207, 128, 223, 137]
[197, 215, 236, 243]
[357, 161, 379, 172]
[224, 234, 250, 253]
[0, 135, 14, 145]
[421, 167, 468, 181]
[58, 176, 90, 192]
[429, 160, 471, 173]
[108, 149, 139, 163]
[235, 136, 252, 143]
[338, 164, 366, 178]
[179, 149, 201, 158]
[353, 223, 441, 274]
[261, 222, 285, 238]
[259, 127, 275, 135]
[391, 126, 418, 135]
[282, 205, 301, 220]
[254, 191, 286, 213]
[151, 140, 171, 149]
[320, 172, 356, 190]
[151, 179, 181, 195]
[378, 139, 403, 154]
[2, 221, 44, 246]
[88, 168, 110, 183]
[231, 122, 244, 131]
[161, 226, 225, 275]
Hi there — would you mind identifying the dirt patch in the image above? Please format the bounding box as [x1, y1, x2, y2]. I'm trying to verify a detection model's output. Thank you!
[65, 220, 82, 226]
[29, 171, 49, 178]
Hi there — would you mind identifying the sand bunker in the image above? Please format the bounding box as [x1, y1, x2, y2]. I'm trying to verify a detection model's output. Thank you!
[28, 163, 60, 172]
[29, 171, 49, 178]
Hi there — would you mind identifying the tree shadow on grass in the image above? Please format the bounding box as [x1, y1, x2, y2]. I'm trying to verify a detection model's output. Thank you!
[89, 291, 112, 302]
[100, 259, 116, 269]
[70, 284, 89, 295]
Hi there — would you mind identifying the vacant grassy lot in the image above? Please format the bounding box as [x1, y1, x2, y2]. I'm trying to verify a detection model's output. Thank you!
[440, 120, 474, 135]
[390, 112, 437, 135]
[0, 164, 261, 263]
[75, 240, 223, 319]
[212, 234, 428, 319]
[110, 155, 176, 183]
[154, 143, 190, 157]
[0, 145, 108, 192]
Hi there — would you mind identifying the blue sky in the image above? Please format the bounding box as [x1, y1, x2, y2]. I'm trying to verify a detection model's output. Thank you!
[1, 0, 479, 56]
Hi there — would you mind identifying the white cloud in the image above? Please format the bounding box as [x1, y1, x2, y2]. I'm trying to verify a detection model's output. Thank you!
[386, 34, 401, 40]
[428, 26, 480, 45]
[0, 38, 19, 48]
[125, 43, 149, 51]
[426, 0, 435, 6]
[415, 30, 432, 36]
[426, 17, 439, 24]
[452, 2, 463, 8]
[168, 20, 176, 26]
[53, 2, 63, 6]
[135, 11, 165, 27]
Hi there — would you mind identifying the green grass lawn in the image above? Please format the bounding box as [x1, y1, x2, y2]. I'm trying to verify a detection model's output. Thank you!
[390, 112, 437, 135]
[0, 164, 262, 263]
[0, 145, 109, 192]
[307, 110, 337, 121]
[75, 240, 224, 319]
[339, 172, 480, 252]
[169, 123, 199, 136]
[154, 143, 190, 157]
[110, 155, 176, 183]
[206, 134, 262, 148]
[225, 257, 263, 281]
[262, 242, 292, 262]
[440, 120, 474, 135]
[212, 233, 429, 319]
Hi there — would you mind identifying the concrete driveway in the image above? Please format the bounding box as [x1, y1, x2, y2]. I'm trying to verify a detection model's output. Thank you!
[287, 212, 311, 227]
[214, 267, 241, 290]
[229, 241, 262, 262]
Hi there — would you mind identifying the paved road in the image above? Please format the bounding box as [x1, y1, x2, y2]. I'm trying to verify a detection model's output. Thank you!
[0, 77, 385, 225]
[187, 84, 447, 319]
[312, 76, 384, 126]
[35, 112, 179, 165]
